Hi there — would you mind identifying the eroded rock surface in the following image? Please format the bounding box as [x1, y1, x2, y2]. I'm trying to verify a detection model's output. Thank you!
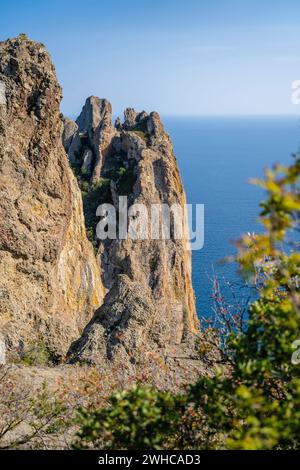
[0, 35, 216, 384]
[0, 36, 104, 359]
[66, 99, 216, 384]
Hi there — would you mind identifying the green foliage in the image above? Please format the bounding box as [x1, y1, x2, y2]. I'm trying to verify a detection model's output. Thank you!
[80, 180, 89, 197]
[116, 166, 127, 178]
[149, 256, 158, 273]
[116, 166, 136, 195]
[16, 340, 56, 366]
[83, 178, 112, 249]
[70, 142, 137, 250]
[74, 386, 184, 450]
[74, 154, 300, 450]
[18, 33, 28, 41]
[92, 178, 111, 191]
[103, 151, 136, 196]
[188, 154, 300, 449]
[132, 129, 147, 142]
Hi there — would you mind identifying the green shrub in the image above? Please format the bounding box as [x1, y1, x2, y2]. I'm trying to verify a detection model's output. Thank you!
[116, 166, 127, 178]
[116, 166, 136, 195]
[92, 178, 111, 190]
[132, 130, 147, 142]
[187, 155, 300, 449]
[74, 386, 184, 450]
[16, 340, 56, 366]
[18, 33, 28, 41]
[83, 178, 112, 250]
[149, 256, 158, 273]
[74, 154, 300, 450]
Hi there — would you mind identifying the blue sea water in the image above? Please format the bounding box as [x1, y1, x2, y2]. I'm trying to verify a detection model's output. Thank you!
[164, 116, 300, 320]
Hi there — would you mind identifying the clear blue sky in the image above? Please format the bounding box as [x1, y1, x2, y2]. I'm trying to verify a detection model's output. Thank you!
[1, 0, 300, 117]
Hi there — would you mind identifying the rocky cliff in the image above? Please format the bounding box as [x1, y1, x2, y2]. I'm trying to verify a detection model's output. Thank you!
[65, 98, 211, 383]
[0, 36, 214, 384]
[0, 36, 104, 360]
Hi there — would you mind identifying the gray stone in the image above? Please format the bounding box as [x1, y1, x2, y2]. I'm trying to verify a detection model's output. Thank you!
[62, 117, 78, 152]
[0, 337, 5, 364]
[81, 149, 93, 173]
[0, 81, 6, 106]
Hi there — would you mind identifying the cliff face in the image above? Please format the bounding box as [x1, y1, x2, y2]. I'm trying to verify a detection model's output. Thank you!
[0, 36, 104, 359]
[0, 36, 214, 383]
[65, 98, 209, 383]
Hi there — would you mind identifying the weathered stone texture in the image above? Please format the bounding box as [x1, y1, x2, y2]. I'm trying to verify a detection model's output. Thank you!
[0, 36, 104, 358]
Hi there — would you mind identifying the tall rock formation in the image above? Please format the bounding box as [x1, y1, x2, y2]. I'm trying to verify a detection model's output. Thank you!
[0, 35, 215, 383]
[66, 98, 211, 383]
[0, 36, 104, 359]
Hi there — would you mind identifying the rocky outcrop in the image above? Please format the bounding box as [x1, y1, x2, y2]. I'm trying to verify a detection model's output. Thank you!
[0, 35, 215, 384]
[63, 96, 115, 184]
[0, 36, 104, 360]
[62, 117, 78, 153]
[66, 100, 214, 384]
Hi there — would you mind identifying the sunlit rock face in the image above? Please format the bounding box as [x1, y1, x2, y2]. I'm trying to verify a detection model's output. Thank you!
[0, 35, 217, 385]
[0, 36, 104, 360]
[66, 98, 216, 386]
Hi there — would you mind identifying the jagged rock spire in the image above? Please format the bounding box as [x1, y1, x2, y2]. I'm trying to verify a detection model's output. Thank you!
[65, 104, 214, 386]
[63, 96, 114, 183]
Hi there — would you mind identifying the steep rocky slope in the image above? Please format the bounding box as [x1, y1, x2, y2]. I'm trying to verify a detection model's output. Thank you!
[0, 36, 104, 359]
[0, 35, 216, 384]
[65, 98, 213, 383]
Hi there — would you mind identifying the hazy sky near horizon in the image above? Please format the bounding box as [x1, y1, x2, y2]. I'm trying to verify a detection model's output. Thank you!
[2, 0, 300, 117]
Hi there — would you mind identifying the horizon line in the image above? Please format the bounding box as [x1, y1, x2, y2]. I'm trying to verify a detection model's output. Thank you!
[159, 113, 300, 118]
[66, 112, 300, 120]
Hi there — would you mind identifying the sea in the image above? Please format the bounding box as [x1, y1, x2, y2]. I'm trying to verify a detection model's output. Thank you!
[164, 116, 300, 320]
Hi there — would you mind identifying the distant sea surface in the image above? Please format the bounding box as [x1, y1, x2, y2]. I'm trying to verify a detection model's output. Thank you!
[164, 116, 300, 320]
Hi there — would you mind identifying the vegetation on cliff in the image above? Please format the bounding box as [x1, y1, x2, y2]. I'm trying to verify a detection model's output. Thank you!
[75, 155, 300, 450]
[4, 153, 297, 450]
[0, 35, 300, 451]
